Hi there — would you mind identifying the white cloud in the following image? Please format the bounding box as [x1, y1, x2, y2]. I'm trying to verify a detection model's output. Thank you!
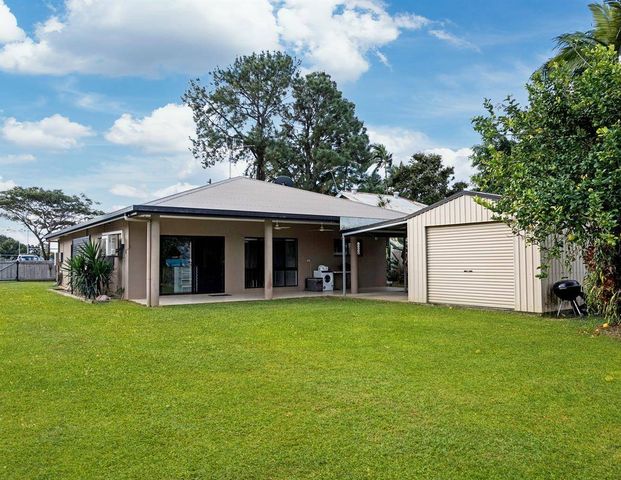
[153, 182, 199, 198]
[277, 1, 429, 82]
[429, 29, 479, 51]
[0, 0, 280, 76]
[426, 147, 475, 183]
[0, 1, 469, 82]
[104, 103, 244, 182]
[368, 126, 475, 183]
[0, 1, 25, 44]
[1, 114, 94, 149]
[110, 182, 199, 200]
[0, 176, 16, 190]
[109, 184, 148, 199]
[367, 126, 434, 163]
[0, 153, 36, 165]
[105, 103, 194, 153]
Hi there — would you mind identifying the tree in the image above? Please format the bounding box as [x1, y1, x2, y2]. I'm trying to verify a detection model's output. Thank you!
[0, 187, 103, 260]
[542, 1, 621, 75]
[388, 152, 468, 205]
[471, 46, 621, 324]
[183, 51, 298, 180]
[360, 143, 393, 193]
[0, 235, 26, 257]
[268, 71, 371, 194]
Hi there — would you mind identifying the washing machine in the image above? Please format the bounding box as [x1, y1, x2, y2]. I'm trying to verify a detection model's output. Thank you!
[313, 268, 334, 291]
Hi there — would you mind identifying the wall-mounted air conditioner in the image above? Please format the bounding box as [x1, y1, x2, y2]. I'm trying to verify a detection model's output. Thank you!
[102, 234, 120, 256]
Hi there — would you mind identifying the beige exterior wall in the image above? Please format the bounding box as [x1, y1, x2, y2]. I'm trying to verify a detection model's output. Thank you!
[57, 219, 127, 295]
[155, 217, 386, 297]
[406, 194, 587, 313]
[57, 216, 388, 300]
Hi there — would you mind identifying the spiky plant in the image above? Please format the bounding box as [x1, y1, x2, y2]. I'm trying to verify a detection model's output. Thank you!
[63, 241, 113, 300]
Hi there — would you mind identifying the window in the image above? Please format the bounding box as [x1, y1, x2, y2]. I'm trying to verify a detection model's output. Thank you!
[71, 236, 89, 257]
[245, 238, 264, 288]
[101, 233, 120, 256]
[274, 238, 298, 287]
[244, 237, 298, 288]
[333, 239, 363, 257]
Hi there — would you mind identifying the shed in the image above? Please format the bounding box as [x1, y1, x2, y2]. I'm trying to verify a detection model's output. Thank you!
[341, 190, 586, 313]
[406, 191, 586, 313]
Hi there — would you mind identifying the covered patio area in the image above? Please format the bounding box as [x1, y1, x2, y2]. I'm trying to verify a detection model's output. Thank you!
[132, 286, 407, 306]
[133, 289, 338, 306]
[340, 217, 408, 299]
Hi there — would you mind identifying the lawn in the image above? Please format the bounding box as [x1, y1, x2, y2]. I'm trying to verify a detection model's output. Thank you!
[1, 282, 620, 479]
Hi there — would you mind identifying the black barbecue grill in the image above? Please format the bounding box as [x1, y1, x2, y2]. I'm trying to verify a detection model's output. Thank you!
[552, 279, 587, 317]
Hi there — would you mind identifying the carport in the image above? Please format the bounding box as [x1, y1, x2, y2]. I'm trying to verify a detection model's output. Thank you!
[340, 217, 408, 297]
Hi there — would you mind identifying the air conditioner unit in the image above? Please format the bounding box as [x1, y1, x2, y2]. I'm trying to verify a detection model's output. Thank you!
[102, 234, 119, 256]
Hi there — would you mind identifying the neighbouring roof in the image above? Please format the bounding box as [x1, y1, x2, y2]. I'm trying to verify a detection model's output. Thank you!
[46, 177, 404, 240]
[337, 190, 426, 214]
[341, 190, 500, 236]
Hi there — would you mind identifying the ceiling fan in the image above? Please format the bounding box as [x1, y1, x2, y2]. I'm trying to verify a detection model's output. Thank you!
[311, 223, 334, 232]
[274, 221, 291, 230]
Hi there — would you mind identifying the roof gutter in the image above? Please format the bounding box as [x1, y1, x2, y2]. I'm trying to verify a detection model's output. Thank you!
[45, 205, 343, 240]
[131, 205, 341, 223]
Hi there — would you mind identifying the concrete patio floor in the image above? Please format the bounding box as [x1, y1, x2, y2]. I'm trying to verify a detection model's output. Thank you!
[132, 287, 407, 306]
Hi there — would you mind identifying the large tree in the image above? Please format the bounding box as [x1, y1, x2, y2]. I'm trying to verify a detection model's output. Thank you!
[388, 152, 468, 205]
[471, 46, 621, 323]
[0, 187, 103, 260]
[268, 71, 371, 194]
[0, 234, 27, 257]
[183, 51, 298, 180]
[542, 0, 621, 75]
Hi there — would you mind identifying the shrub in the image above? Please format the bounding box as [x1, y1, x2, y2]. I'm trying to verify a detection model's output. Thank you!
[63, 241, 113, 299]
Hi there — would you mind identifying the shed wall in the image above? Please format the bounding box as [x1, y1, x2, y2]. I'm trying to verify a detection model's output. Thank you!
[407, 195, 545, 313]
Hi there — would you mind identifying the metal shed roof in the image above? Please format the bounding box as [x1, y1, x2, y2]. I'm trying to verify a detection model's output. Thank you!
[341, 190, 500, 237]
[337, 191, 426, 214]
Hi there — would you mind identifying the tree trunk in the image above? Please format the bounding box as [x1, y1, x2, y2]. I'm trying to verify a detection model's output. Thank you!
[584, 245, 621, 324]
[256, 150, 266, 180]
[38, 238, 49, 260]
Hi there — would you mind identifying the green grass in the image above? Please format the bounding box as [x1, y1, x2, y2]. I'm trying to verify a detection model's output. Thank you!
[1, 282, 621, 479]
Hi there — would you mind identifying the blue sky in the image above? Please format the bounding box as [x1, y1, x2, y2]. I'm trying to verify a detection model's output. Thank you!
[0, 0, 591, 241]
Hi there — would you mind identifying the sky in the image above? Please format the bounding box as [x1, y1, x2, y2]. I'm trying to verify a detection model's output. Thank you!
[0, 0, 592, 242]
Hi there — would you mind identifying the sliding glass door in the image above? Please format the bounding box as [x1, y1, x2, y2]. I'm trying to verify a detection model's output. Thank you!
[244, 237, 298, 288]
[160, 236, 192, 294]
[160, 236, 225, 295]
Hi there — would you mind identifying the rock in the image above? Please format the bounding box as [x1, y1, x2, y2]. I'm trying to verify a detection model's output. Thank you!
[95, 295, 111, 302]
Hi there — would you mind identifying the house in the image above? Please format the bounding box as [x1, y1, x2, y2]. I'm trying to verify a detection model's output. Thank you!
[337, 190, 426, 214]
[47, 179, 584, 313]
[341, 190, 586, 314]
[47, 177, 403, 306]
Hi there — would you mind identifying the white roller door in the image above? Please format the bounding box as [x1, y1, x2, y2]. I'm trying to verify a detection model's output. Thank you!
[426, 222, 515, 309]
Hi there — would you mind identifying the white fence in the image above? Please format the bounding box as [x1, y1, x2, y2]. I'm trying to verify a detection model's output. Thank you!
[0, 261, 56, 281]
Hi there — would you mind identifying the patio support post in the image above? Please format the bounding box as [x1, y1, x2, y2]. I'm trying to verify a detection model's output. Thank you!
[402, 235, 407, 293]
[147, 215, 160, 307]
[341, 235, 346, 296]
[146, 221, 151, 306]
[264, 219, 273, 300]
[350, 236, 358, 295]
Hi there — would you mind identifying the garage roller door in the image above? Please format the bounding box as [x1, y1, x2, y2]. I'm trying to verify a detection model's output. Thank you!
[427, 222, 515, 309]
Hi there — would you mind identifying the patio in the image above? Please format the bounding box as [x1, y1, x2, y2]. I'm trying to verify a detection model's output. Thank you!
[132, 287, 407, 306]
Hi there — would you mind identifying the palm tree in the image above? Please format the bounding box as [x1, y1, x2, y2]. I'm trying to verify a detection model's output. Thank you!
[542, 1, 621, 74]
[369, 143, 393, 180]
